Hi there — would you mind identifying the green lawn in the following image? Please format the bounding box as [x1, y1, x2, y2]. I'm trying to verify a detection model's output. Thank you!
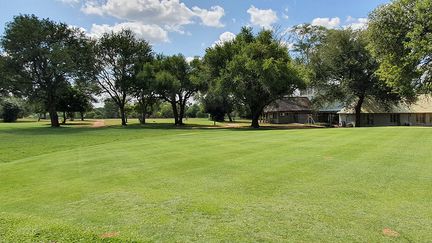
[0, 119, 431, 242]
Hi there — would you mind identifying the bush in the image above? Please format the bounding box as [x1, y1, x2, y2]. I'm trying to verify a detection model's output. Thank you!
[159, 102, 174, 118]
[186, 104, 200, 118]
[1, 99, 22, 122]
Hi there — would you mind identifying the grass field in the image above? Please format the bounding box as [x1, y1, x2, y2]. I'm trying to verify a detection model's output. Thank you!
[0, 118, 431, 242]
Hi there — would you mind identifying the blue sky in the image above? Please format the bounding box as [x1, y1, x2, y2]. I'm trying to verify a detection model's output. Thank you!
[1, 0, 390, 58]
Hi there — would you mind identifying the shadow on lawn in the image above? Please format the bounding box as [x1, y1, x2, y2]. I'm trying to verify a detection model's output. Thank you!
[0, 119, 325, 136]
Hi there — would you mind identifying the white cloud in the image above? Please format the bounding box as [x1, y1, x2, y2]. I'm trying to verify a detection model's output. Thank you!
[213, 31, 236, 47]
[186, 56, 201, 63]
[81, 0, 225, 28]
[247, 5, 278, 29]
[192, 6, 225, 28]
[345, 16, 368, 30]
[311, 17, 341, 29]
[282, 7, 289, 20]
[89, 22, 169, 43]
[82, 0, 194, 27]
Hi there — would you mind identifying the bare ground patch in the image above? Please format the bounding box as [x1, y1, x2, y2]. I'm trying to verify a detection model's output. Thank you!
[91, 120, 105, 128]
[383, 228, 400, 237]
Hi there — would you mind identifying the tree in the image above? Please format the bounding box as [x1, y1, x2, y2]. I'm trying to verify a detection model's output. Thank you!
[57, 85, 93, 123]
[203, 27, 305, 128]
[185, 103, 201, 118]
[1, 15, 95, 127]
[95, 29, 152, 126]
[368, 0, 432, 96]
[1, 98, 22, 122]
[289, 24, 327, 64]
[133, 62, 158, 124]
[202, 90, 234, 122]
[310, 29, 400, 127]
[150, 55, 207, 125]
[103, 98, 120, 118]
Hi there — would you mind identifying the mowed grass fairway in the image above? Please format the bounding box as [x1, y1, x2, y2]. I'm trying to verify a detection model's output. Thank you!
[0, 119, 431, 242]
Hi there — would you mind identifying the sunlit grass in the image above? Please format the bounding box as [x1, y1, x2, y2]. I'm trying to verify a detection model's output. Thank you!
[1, 120, 431, 242]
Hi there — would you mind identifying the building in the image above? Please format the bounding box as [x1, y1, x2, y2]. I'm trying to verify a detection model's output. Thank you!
[263, 97, 314, 124]
[338, 95, 432, 126]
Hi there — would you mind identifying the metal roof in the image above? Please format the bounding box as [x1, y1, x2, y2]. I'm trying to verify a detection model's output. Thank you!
[338, 95, 432, 114]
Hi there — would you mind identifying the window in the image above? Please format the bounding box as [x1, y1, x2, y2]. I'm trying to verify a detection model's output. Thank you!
[416, 114, 426, 123]
[280, 112, 285, 117]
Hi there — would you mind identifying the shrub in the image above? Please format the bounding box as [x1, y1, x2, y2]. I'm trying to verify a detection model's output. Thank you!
[1, 99, 22, 122]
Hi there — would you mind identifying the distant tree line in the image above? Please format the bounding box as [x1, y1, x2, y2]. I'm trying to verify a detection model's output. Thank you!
[0, 0, 430, 127]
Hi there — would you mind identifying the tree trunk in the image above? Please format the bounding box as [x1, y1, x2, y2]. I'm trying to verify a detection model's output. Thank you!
[250, 106, 263, 128]
[354, 96, 365, 127]
[171, 101, 179, 125]
[80, 112, 84, 121]
[251, 115, 260, 128]
[140, 107, 146, 125]
[227, 113, 233, 122]
[251, 111, 261, 128]
[178, 101, 186, 125]
[119, 105, 127, 126]
[62, 111, 66, 124]
[49, 108, 60, 127]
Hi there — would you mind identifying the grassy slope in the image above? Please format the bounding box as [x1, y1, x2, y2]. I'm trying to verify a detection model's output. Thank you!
[0, 119, 431, 242]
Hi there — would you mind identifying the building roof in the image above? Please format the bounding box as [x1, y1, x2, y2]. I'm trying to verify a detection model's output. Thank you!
[264, 97, 313, 113]
[338, 95, 432, 114]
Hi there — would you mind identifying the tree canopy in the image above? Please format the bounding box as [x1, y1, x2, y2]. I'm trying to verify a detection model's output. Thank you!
[145, 55, 207, 125]
[95, 29, 152, 126]
[1, 14, 94, 127]
[368, 0, 432, 96]
[310, 29, 400, 127]
[203, 27, 305, 128]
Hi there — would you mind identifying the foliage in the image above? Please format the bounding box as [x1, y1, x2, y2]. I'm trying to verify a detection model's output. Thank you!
[102, 98, 120, 119]
[147, 55, 207, 125]
[57, 86, 93, 123]
[158, 102, 174, 118]
[133, 61, 159, 124]
[310, 29, 400, 127]
[185, 103, 201, 118]
[202, 91, 232, 122]
[203, 27, 304, 128]
[368, 0, 432, 95]
[1, 98, 22, 122]
[289, 24, 327, 64]
[1, 15, 95, 127]
[95, 29, 152, 126]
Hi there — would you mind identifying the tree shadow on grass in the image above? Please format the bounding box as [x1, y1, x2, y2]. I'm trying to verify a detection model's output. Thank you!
[1, 120, 326, 136]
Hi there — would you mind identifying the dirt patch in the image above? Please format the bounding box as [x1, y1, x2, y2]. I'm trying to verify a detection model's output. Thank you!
[91, 120, 105, 128]
[100, 231, 119, 239]
[383, 228, 400, 237]
[224, 123, 242, 128]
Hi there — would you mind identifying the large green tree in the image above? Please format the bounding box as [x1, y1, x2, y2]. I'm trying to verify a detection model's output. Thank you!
[148, 55, 206, 125]
[133, 62, 158, 124]
[95, 29, 152, 126]
[289, 24, 327, 65]
[368, 0, 432, 96]
[310, 29, 400, 127]
[1, 15, 94, 127]
[57, 85, 93, 123]
[203, 27, 304, 128]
